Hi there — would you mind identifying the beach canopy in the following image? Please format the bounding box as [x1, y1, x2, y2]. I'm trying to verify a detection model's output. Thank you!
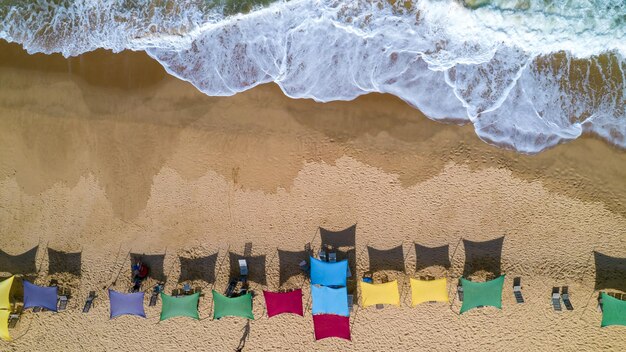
[601, 292, 626, 327]
[410, 278, 449, 306]
[310, 257, 348, 287]
[160, 292, 200, 321]
[23, 280, 58, 312]
[360, 280, 400, 307]
[108, 289, 146, 319]
[263, 289, 303, 317]
[313, 314, 351, 341]
[0, 310, 10, 342]
[460, 275, 505, 314]
[212, 290, 253, 320]
[0, 276, 14, 310]
[311, 285, 349, 317]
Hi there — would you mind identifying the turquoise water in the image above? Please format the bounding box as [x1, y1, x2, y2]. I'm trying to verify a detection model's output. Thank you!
[0, 0, 623, 153]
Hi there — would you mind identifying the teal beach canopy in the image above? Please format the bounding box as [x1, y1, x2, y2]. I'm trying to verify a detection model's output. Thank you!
[460, 275, 505, 314]
[212, 290, 254, 320]
[310, 257, 348, 287]
[601, 292, 626, 327]
[160, 292, 200, 321]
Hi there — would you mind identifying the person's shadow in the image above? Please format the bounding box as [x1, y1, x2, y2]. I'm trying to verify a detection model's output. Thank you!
[235, 321, 250, 352]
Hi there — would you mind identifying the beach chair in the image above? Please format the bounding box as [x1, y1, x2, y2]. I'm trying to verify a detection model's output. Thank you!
[150, 283, 164, 306]
[8, 306, 22, 329]
[329, 252, 337, 263]
[597, 293, 604, 312]
[319, 250, 327, 262]
[57, 286, 71, 311]
[513, 277, 524, 303]
[83, 291, 96, 313]
[551, 287, 562, 311]
[225, 278, 238, 297]
[457, 280, 464, 302]
[348, 294, 354, 312]
[183, 283, 192, 295]
[561, 286, 573, 310]
[238, 259, 249, 277]
[299, 260, 309, 274]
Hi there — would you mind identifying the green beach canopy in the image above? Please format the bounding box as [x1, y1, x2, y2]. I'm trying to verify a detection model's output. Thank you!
[159, 292, 200, 321]
[212, 290, 254, 320]
[601, 292, 626, 327]
[460, 275, 505, 314]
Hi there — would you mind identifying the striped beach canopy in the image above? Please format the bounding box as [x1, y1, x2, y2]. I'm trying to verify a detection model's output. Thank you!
[212, 290, 253, 320]
[263, 289, 303, 317]
[360, 280, 400, 308]
[601, 292, 626, 327]
[23, 281, 58, 312]
[108, 289, 146, 319]
[0, 276, 14, 310]
[313, 314, 351, 341]
[311, 285, 349, 317]
[0, 310, 10, 342]
[460, 275, 505, 314]
[310, 257, 348, 287]
[410, 278, 449, 306]
[160, 292, 200, 321]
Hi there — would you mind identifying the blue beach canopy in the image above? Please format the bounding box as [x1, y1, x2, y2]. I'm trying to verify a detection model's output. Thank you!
[310, 257, 348, 287]
[311, 285, 349, 317]
[109, 289, 146, 319]
[23, 281, 58, 312]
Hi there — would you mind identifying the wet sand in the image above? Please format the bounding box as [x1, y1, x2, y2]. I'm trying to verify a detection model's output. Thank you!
[0, 40, 625, 351]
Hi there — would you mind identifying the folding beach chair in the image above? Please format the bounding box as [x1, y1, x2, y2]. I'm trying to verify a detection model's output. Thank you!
[8, 306, 22, 329]
[57, 286, 71, 311]
[83, 291, 96, 313]
[238, 259, 249, 277]
[457, 280, 464, 302]
[348, 294, 354, 312]
[225, 278, 238, 297]
[551, 287, 562, 311]
[150, 282, 164, 306]
[329, 252, 337, 263]
[513, 277, 524, 303]
[561, 286, 573, 310]
[319, 250, 327, 262]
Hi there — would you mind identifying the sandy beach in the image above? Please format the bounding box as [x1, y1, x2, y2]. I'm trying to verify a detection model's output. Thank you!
[1, 41, 625, 351]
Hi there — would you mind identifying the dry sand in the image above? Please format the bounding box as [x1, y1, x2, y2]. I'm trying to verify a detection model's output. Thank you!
[0, 41, 625, 351]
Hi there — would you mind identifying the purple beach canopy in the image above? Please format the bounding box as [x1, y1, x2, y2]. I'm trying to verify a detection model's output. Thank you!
[109, 289, 146, 319]
[23, 280, 58, 312]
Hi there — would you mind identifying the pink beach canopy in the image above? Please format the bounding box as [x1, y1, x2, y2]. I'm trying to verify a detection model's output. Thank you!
[263, 289, 303, 318]
[313, 314, 351, 341]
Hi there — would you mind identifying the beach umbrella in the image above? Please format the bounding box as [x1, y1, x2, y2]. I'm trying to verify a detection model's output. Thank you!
[212, 290, 253, 320]
[311, 285, 349, 317]
[263, 289, 303, 317]
[310, 257, 348, 287]
[108, 289, 146, 319]
[312, 314, 351, 341]
[0, 310, 10, 341]
[23, 281, 58, 312]
[160, 292, 200, 321]
[601, 292, 626, 327]
[410, 278, 449, 306]
[360, 280, 400, 308]
[0, 276, 14, 310]
[459, 275, 505, 314]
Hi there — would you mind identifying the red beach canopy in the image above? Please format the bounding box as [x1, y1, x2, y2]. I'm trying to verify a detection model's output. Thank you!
[263, 289, 303, 317]
[312, 314, 351, 341]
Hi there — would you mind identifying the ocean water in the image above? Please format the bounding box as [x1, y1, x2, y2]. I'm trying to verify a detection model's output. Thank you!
[0, 0, 624, 153]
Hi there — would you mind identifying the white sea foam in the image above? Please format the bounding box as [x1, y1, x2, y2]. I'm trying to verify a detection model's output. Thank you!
[1, 0, 624, 153]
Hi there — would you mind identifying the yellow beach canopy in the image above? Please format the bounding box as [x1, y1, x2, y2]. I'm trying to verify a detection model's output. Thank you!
[410, 278, 448, 306]
[360, 280, 400, 307]
[0, 310, 10, 341]
[0, 276, 14, 310]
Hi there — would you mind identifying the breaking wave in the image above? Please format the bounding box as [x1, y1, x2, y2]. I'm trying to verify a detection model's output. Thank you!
[1, 0, 624, 153]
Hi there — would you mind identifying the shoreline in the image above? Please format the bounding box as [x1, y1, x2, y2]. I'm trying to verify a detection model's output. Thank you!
[0, 41, 625, 350]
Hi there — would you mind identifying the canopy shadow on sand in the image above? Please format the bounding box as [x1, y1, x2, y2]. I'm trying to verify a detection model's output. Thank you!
[178, 253, 218, 284]
[48, 248, 82, 277]
[462, 237, 504, 278]
[594, 251, 626, 293]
